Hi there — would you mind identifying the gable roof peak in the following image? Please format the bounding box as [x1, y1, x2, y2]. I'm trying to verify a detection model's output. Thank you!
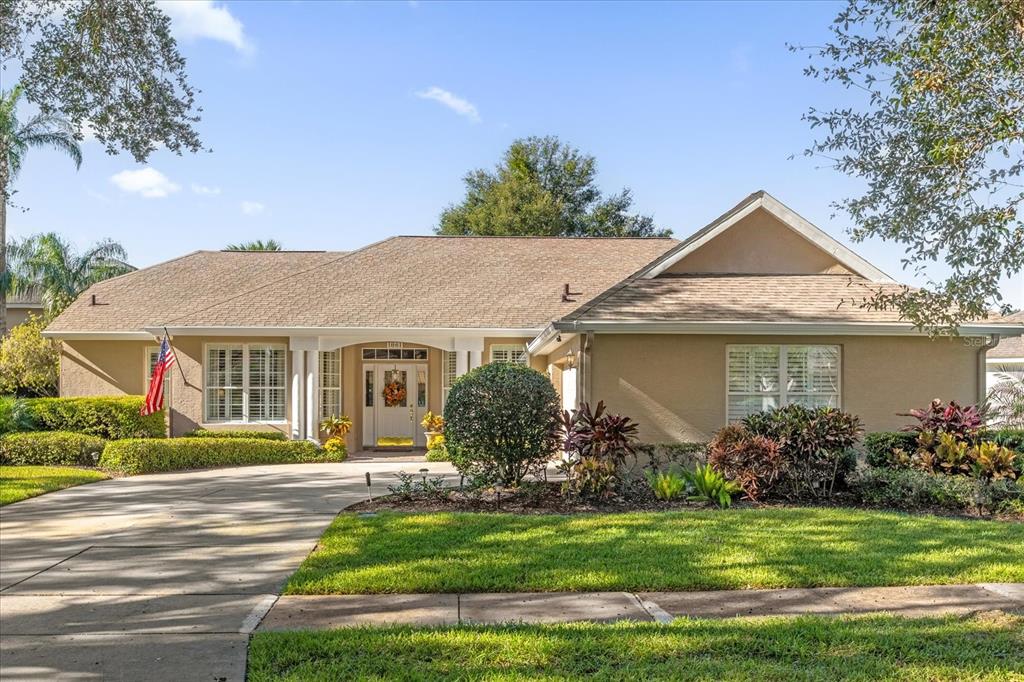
[637, 190, 894, 282]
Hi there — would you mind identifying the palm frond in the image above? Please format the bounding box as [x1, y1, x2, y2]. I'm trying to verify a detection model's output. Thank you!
[22, 130, 83, 169]
[224, 239, 283, 251]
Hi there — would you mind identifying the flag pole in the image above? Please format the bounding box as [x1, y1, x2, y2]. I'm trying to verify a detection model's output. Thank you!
[163, 326, 188, 385]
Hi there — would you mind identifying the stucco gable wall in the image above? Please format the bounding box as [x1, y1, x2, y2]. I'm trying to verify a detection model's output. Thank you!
[591, 333, 980, 443]
[663, 208, 853, 276]
[61, 340, 151, 397]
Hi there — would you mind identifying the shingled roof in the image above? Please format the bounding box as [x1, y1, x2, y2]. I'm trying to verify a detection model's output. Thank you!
[560, 274, 914, 324]
[990, 311, 1024, 359]
[47, 237, 678, 333]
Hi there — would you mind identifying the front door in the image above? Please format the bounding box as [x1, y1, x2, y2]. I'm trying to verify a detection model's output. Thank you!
[369, 363, 428, 447]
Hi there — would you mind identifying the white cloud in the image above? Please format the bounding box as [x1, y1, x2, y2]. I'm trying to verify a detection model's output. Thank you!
[110, 168, 180, 198]
[240, 200, 265, 215]
[416, 86, 480, 123]
[158, 1, 252, 54]
[191, 183, 222, 196]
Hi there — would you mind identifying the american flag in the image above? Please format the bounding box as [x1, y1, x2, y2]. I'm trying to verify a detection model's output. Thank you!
[141, 336, 177, 416]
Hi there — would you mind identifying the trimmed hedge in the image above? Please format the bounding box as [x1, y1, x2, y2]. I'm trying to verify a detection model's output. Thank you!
[183, 429, 287, 441]
[0, 431, 107, 466]
[863, 431, 919, 468]
[24, 397, 165, 440]
[99, 437, 340, 475]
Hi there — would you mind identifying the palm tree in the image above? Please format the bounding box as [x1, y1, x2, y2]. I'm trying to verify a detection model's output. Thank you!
[8, 233, 134, 318]
[224, 239, 283, 251]
[986, 366, 1024, 428]
[1, 85, 83, 331]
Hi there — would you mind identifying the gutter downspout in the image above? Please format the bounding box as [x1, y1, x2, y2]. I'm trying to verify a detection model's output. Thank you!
[979, 335, 1000, 405]
[581, 331, 593, 406]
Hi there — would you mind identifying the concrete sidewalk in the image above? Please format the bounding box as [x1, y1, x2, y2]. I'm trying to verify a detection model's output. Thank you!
[258, 583, 1024, 630]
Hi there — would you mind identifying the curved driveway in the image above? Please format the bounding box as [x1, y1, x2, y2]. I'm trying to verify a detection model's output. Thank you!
[0, 459, 456, 681]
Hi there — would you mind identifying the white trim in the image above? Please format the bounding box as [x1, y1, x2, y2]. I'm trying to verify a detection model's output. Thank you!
[7, 303, 44, 310]
[552, 320, 1021, 336]
[291, 350, 305, 440]
[988, 357, 1024, 364]
[148, 326, 539, 338]
[642, 192, 894, 282]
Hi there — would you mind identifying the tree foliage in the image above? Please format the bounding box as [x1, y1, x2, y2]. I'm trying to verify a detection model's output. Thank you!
[7, 233, 134, 317]
[2, 0, 202, 162]
[0, 314, 59, 397]
[437, 136, 671, 237]
[225, 239, 284, 252]
[796, 0, 1024, 331]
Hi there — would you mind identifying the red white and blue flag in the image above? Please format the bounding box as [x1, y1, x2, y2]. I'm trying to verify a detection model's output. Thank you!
[141, 336, 176, 416]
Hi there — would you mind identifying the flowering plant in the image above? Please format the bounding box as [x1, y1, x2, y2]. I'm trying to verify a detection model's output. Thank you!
[420, 410, 444, 432]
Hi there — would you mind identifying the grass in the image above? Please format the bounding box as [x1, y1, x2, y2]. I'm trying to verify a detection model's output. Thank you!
[286, 509, 1024, 594]
[0, 465, 108, 506]
[248, 612, 1024, 681]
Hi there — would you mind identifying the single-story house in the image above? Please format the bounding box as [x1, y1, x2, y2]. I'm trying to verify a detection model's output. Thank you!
[5, 288, 45, 331]
[44, 191, 1024, 447]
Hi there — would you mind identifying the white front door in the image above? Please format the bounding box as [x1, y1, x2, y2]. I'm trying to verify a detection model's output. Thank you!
[367, 363, 428, 447]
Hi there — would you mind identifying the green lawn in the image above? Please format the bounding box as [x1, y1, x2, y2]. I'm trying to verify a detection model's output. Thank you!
[248, 612, 1024, 681]
[286, 509, 1024, 594]
[0, 465, 109, 506]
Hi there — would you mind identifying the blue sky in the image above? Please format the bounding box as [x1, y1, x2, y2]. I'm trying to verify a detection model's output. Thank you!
[8, 0, 1022, 307]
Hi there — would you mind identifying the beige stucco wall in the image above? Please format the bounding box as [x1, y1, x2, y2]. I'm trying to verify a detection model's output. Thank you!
[591, 333, 981, 443]
[6, 307, 41, 330]
[666, 208, 852, 275]
[60, 340, 151, 396]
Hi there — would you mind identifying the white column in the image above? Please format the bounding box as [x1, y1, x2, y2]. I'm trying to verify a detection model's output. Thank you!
[469, 349, 483, 369]
[305, 349, 319, 442]
[454, 350, 469, 377]
[291, 350, 305, 440]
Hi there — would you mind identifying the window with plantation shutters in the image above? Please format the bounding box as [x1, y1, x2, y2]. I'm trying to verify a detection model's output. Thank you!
[319, 350, 341, 419]
[442, 350, 458, 407]
[490, 344, 528, 365]
[204, 343, 286, 423]
[727, 345, 840, 421]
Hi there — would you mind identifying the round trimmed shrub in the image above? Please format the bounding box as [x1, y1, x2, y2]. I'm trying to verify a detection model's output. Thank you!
[443, 362, 560, 485]
[0, 431, 106, 466]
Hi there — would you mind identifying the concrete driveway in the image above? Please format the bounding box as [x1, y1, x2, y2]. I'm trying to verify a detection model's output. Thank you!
[0, 459, 456, 681]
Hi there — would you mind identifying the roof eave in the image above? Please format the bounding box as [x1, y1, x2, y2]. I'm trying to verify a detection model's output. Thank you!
[552, 320, 1024, 337]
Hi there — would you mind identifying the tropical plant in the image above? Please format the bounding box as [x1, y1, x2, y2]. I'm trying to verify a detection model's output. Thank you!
[0, 314, 59, 396]
[795, 0, 1023, 331]
[319, 415, 353, 439]
[742, 405, 862, 497]
[986, 369, 1024, 428]
[901, 399, 985, 442]
[970, 441, 1018, 481]
[646, 469, 687, 501]
[6, 233, 133, 317]
[707, 424, 786, 501]
[443, 362, 560, 486]
[225, 240, 282, 251]
[1, 84, 83, 330]
[561, 455, 619, 501]
[420, 410, 444, 433]
[683, 464, 742, 509]
[556, 401, 640, 501]
[437, 136, 671, 238]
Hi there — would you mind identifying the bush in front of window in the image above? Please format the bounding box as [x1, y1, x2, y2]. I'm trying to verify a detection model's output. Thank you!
[0, 431, 106, 466]
[848, 466, 1022, 517]
[24, 396, 165, 439]
[99, 437, 337, 475]
[443, 362, 560, 486]
[183, 429, 287, 441]
[740, 404, 863, 499]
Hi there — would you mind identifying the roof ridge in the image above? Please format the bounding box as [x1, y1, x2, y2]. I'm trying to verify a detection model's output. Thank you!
[389, 235, 678, 240]
[159, 237, 400, 327]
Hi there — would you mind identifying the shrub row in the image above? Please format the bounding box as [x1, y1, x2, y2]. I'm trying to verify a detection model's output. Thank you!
[23, 396, 165, 439]
[183, 429, 287, 441]
[98, 437, 341, 475]
[0, 431, 107, 466]
[848, 467, 1022, 515]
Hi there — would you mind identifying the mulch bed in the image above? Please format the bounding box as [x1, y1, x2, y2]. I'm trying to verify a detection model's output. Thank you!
[347, 479, 1020, 520]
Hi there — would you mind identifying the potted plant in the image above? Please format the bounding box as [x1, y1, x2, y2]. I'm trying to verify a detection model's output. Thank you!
[319, 415, 353, 456]
[420, 411, 444, 448]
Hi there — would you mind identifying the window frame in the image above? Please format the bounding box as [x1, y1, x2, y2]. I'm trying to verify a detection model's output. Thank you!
[725, 344, 841, 422]
[202, 342, 288, 425]
[489, 343, 529, 366]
